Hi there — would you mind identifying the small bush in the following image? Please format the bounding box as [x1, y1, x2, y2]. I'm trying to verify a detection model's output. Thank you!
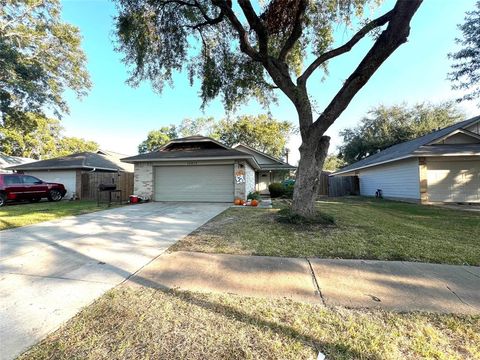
[284, 183, 295, 198]
[269, 181, 295, 198]
[277, 208, 335, 225]
[268, 183, 285, 198]
[247, 191, 261, 201]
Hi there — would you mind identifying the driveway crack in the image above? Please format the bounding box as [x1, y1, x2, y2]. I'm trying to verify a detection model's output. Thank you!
[305, 258, 326, 306]
[446, 284, 472, 307]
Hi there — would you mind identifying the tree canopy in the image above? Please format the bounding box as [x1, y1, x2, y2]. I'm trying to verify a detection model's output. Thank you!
[0, 113, 98, 159]
[217, 115, 294, 158]
[338, 103, 464, 165]
[449, 1, 480, 105]
[115, 0, 422, 217]
[0, 0, 91, 124]
[138, 125, 178, 153]
[323, 154, 345, 172]
[138, 115, 294, 158]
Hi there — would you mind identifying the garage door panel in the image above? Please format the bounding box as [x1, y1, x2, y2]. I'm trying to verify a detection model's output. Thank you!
[427, 160, 480, 203]
[154, 165, 234, 202]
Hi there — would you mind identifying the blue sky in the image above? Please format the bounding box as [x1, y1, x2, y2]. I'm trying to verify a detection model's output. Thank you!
[60, 0, 477, 163]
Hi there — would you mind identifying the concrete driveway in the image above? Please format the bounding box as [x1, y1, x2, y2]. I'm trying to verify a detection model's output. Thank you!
[0, 202, 228, 360]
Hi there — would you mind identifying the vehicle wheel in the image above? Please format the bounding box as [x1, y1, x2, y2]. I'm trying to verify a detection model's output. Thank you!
[0, 193, 6, 207]
[48, 189, 63, 202]
[29, 198, 41, 203]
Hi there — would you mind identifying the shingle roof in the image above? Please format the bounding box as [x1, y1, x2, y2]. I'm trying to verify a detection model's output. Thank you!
[6, 152, 131, 172]
[334, 116, 480, 175]
[0, 153, 35, 168]
[122, 147, 254, 162]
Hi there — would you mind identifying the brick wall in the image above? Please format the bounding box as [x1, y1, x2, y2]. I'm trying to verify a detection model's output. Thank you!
[134, 162, 154, 199]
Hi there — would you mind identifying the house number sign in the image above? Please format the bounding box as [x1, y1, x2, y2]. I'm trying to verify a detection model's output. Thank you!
[235, 170, 245, 184]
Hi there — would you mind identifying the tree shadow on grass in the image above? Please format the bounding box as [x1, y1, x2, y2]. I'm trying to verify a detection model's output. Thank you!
[127, 276, 383, 360]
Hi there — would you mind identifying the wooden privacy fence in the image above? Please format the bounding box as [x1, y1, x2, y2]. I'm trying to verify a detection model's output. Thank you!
[81, 171, 134, 201]
[317, 171, 330, 196]
[328, 175, 359, 197]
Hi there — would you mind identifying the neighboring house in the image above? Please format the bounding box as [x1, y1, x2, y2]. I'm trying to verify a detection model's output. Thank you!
[6, 151, 133, 199]
[333, 116, 480, 204]
[0, 153, 36, 173]
[122, 136, 296, 202]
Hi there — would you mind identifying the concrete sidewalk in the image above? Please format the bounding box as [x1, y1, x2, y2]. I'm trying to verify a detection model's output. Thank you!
[128, 251, 480, 314]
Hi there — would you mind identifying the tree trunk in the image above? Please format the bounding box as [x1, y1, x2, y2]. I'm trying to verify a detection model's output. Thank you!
[291, 134, 330, 218]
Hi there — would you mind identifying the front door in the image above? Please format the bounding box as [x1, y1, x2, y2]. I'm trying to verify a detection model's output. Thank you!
[257, 172, 271, 194]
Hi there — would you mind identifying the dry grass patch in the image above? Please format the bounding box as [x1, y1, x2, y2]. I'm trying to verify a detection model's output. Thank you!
[171, 197, 480, 265]
[19, 286, 480, 360]
[0, 201, 117, 230]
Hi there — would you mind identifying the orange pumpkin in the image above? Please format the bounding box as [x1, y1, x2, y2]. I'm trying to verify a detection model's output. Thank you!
[234, 198, 241, 205]
[251, 199, 259, 207]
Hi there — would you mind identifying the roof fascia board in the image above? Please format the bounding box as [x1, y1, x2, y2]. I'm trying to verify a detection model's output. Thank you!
[232, 143, 290, 165]
[333, 155, 415, 175]
[126, 154, 261, 170]
[428, 128, 480, 145]
[6, 165, 119, 172]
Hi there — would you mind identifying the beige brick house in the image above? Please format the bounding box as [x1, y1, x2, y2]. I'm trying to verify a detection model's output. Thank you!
[122, 136, 296, 202]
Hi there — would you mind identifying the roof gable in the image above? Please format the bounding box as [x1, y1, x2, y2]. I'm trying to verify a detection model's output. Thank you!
[233, 144, 296, 170]
[428, 129, 480, 145]
[334, 116, 480, 175]
[161, 135, 230, 151]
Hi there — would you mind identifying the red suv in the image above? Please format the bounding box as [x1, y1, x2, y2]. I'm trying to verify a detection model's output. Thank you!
[0, 174, 67, 206]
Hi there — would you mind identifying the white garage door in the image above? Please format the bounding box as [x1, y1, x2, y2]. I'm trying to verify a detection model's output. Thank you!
[427, 160, 480, 203]
[154, 165, 234, 202]
[25, 170, 76, 199]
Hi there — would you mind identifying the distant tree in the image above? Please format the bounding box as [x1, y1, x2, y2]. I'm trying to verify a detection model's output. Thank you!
[0, 113, 98, 159]
[449, 1, 480, 105]
[177, 117, 217, 138]
[138, 125, 178, 153]
[0, 0, 91, 125]
[339, 103, 464, 164]
[323, 154, 346, 172]
[56, 137, 99, 157]
[217, 115, 295, 158]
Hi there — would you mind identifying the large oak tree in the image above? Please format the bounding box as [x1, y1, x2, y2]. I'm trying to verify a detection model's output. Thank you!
[115, 0, 422, 216]
[0, 0, 90, 125]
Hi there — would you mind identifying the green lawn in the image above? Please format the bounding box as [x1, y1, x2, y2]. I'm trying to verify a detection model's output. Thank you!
[0, 200, 115, 230]
[19, 286, 480, 360]
[171, 197, 480, 265]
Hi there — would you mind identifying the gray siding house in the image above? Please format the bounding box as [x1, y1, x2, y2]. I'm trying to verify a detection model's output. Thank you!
[122, 136, 296, 202]
[333, 116, 480, 203]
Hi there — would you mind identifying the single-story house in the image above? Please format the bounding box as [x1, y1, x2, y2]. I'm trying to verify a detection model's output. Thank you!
[122, 135, 296, 202]
[0, 153, 35, 173]
[6, 151, 133, 199]
[333, 116, 480, 203]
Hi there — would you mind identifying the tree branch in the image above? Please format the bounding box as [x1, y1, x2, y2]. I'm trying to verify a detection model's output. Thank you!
[298, 9, 394, 85]
[313, 0, 422, 134]
[237, 0, 268, 56]
[278, 0, 308, 60]
[211, 0, 261, 61]
[158, 0, 224, 29]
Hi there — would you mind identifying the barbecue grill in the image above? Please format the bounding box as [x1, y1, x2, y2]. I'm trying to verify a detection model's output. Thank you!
[97, 183, 122, 206]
